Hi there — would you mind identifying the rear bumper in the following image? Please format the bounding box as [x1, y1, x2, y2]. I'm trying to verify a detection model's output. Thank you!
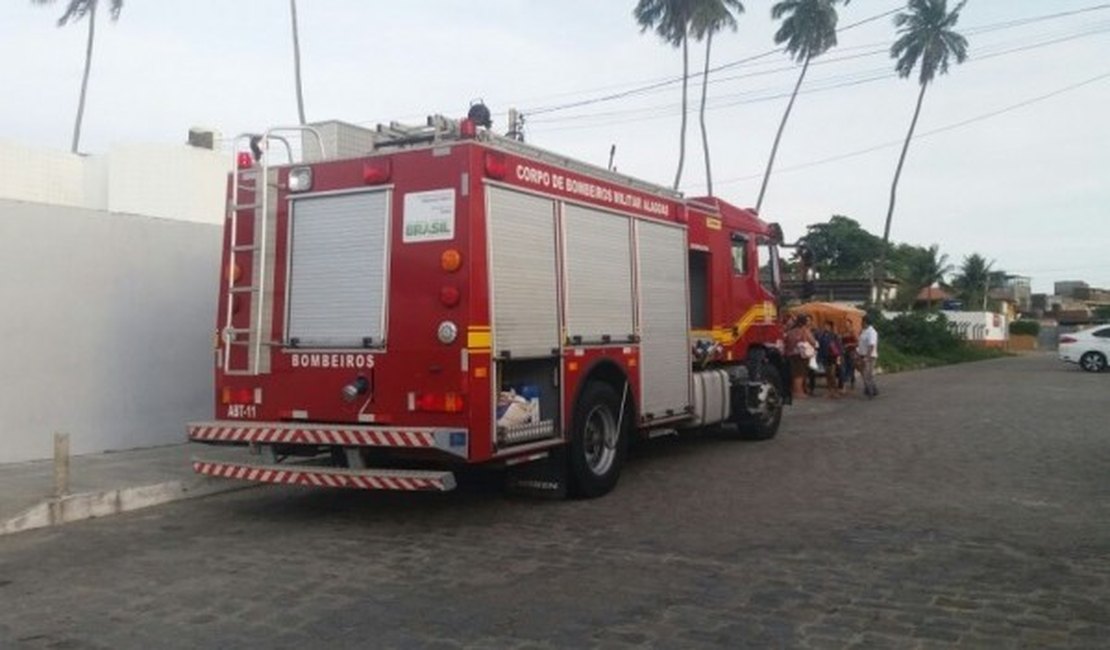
[193, 459, 456, 491]
[188, 421, 468, 458]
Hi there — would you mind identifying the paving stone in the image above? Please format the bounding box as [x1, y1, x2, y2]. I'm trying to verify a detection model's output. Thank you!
[0, 354, 1105, 649]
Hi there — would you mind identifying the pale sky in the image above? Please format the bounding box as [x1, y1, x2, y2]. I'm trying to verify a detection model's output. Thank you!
[2, 0, 1108, 294]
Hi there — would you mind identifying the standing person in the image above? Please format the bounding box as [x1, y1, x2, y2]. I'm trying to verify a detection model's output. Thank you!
[784, 314, 818, 399]
[839, 318, 858, 392]
[858, 314, 880, 398]
[817, 320, 842, 398]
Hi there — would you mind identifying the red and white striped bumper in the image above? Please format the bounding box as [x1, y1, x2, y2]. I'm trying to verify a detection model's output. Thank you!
[192, 459, 456, 492]
[187, 421, 468, 458]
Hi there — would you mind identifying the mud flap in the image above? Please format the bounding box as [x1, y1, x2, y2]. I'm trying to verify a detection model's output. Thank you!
[504, 447, 568, 499]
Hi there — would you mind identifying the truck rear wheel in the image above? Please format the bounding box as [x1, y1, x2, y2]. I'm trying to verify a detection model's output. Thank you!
[568, 382, 628, 498]
[734, 364, 784, 441]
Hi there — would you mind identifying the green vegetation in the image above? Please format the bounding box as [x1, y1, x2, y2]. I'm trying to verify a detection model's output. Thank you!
[889, 243, 952, 310]
[878, 341, 1007, 373]
[1009, 320, 1041, 336]
[872, 312, 1008, 373]
[794, 216, 1019, 314]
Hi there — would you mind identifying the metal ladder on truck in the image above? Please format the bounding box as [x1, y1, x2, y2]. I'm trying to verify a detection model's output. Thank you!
[223, 127, 325, 376]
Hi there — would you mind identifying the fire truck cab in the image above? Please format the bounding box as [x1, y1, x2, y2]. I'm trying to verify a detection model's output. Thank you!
[188, 110, 790, 498]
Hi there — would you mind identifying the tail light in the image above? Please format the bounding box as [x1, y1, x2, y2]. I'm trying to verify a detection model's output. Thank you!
[1059, 336, 1077, 344]
[236, 152, 253, 169]
[221, 387, 257, 405]
[415, 392, 465, 413]
[363, 159, 392, 185]
[484, 152, 508, 179]
[439, 286, 460, 307]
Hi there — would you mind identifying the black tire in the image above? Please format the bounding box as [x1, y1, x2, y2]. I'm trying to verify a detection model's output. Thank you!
[734, 364, 784, 441]
[568, 382, 628, 499]
[1080, 351, 1107, 373]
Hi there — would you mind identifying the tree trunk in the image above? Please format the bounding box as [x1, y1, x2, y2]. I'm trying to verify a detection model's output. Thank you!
[873, 81, 929, 305]
[290, 0, 306, 125]
[71, 4, 97, 154]
[699, 32, 713, 196]
[674, 33, 689, 191]
[755, 54, 810, 213]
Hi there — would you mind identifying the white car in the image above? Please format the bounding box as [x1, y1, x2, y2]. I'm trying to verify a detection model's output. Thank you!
[1059, 325, 1110, 372]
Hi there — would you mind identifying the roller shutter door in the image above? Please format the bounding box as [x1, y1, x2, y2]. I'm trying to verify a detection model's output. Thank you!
[636, 220, 691, 417]
[286, 190, 390, 347]
[487, 187, 559, 358]
[563, 204, 634, 343]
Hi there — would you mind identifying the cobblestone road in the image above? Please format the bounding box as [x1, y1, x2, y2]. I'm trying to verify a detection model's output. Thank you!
[0, 354, 1107, 649]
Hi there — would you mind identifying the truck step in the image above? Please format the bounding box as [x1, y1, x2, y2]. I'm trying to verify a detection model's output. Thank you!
[192, 459, 456, 492]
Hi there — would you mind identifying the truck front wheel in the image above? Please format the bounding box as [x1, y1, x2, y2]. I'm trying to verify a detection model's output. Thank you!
[733, 364, 784, 441]
[568, 382, 628, 498]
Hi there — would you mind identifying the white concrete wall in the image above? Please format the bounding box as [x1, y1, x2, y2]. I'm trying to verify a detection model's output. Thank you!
[0, 200, 221, 463]
[105, 144, 228, 225]
[0, 139, 228, 224]
[942, 311, 1009, 343]
[0, 139, 86, 208]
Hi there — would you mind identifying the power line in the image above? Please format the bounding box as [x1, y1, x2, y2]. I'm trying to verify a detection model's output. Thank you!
[527, 23, 1110, 133]
[521, 5, 903, 116]
[528, 15, 1103, 125]
[519, 3, 1110, 117]
[696, 70, 1110, 189]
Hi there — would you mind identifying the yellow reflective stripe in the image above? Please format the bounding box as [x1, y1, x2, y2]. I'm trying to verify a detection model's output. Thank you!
[695, 302, 778, 346]
[467, 327, 491, 349]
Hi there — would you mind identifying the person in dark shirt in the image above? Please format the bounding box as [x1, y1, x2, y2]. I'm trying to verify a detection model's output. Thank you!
[839, 318, 858, 392]
[816, 320, 843, 398]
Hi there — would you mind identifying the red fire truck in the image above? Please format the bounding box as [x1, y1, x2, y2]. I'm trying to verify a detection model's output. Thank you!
[188, 107, 791, 498]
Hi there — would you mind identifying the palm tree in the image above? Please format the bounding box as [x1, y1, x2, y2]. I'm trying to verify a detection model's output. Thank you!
[873, 0, 968, 303]
[689, 0, 744, 197]
[290, 0, 306, 124]
[915, 244, 953, 310]
[634, 0, 694, 190]
[953, 253, 992, 309]
[34, 0, 123, 154]
[756, 0, 850, 213]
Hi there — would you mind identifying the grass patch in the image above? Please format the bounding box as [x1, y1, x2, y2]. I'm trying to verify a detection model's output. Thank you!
[878, 342, 1010, 374]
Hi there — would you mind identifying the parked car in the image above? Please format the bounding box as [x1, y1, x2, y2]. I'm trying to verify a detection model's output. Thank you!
[1058, 326, 1110, 372]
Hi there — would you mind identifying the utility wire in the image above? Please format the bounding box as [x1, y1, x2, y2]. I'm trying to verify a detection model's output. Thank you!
[528, 23, 1110, 132]
[520, 3, 1110, 117]
[696, 70, 1110, 189]
[349, 4, 1110, 133]
[522, 5, 903, 116]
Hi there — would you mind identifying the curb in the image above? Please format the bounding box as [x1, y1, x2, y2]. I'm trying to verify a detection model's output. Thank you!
[0, 477, 254, 537]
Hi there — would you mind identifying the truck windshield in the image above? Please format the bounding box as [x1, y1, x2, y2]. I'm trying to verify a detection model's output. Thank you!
[757, 242, 781, 295]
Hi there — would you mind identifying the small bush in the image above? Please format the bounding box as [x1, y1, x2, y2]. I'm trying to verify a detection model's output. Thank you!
[874, 312, 962, 356]
[878, 341, 1009, 373]
[1009, 320, 1040, 336]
